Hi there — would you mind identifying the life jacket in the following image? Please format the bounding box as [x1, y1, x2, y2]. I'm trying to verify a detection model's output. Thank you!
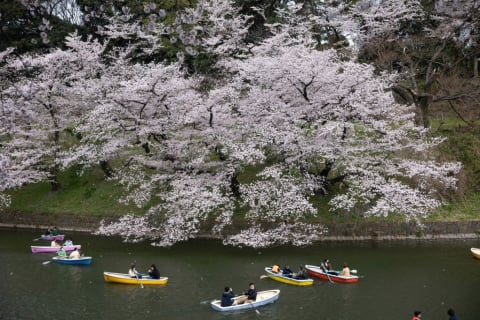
[412, 316, 421, 320]
[271, 265, 280, 273]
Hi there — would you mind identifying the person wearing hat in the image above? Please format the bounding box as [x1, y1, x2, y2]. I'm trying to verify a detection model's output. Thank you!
[412, 311, 421, 320]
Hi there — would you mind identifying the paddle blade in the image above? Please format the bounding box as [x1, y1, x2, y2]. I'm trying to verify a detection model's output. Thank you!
[42, 261, 51, 265]
[351, 269, 357, 274]
[259, 275, 269, 280]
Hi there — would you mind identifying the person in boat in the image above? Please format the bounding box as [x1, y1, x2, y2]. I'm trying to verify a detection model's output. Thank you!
[320, 259, 340, 275]
[271, 264, 280, 273]
[129, 264, 140, 278]
[237, 283, 257, 305]
[51, 239, 58, 247]
[339, 263, 351, 277]
[69, 247, 80, 259]
[57, 246, 67, 258]
[63, 238, 73, 247]
[148, 264, 160, 279]
[447, 308, 458, 320]
[220, 286, 235, 307]
[51, 227, 60, 236]
[411, 311, 422, 320]
[45, 227, 53, 235]
[320, 259, 334, 273]
[293, 265, 307, 279]
[282, 265, 293, 277]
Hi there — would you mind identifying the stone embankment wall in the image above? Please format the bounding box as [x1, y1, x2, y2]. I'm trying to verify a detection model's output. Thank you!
[1, 210, 480, 241]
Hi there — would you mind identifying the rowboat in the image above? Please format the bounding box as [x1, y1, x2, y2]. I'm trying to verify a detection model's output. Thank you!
[103, 272, 169, 285]
[262, 267, 314, 286]
[51, 256, 92, 265]
[211, 289, 280, 312]
[39, 234, 65, 241]
[305, 264, 359, 283]
[471, 248, 480, 259]
[31, 245, 81, 253]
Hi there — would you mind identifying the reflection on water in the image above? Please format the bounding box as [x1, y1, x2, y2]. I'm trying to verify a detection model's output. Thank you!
[1, 229, 479, 320]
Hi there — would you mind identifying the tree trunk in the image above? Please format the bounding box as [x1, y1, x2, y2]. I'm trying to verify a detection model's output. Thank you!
[417, 94, 433, 128]
[475, 57, 479, 78]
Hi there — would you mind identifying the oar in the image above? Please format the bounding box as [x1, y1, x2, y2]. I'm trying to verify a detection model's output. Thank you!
[136, 275, 144, 288]
[325, 271, 334, 284]
[248, 301, 260, 314]
[42, 260, 51, 265]
[351, 269, 358, 274]
[259, 275, 269, 279]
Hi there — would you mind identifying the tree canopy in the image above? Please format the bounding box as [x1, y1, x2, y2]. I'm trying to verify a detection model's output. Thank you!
[0, 0, 473, 247]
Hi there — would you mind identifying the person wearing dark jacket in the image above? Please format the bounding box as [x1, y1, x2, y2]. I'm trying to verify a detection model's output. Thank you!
[447, 308, 459, 320]
[220, 287, 235, 307]
[282, 265, 293, 277]
[237, 283, 257, 304]
[148, 264, 160, 279]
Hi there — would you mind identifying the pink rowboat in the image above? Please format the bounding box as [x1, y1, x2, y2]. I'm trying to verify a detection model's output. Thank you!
[305, 264, 359, 283]
[31, 245, 81, 253]
[39, 234, 65, 241]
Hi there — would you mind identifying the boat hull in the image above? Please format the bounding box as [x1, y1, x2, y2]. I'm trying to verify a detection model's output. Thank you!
[471, 248, 480, 260]
[305, 265, 359, 283]
[211, 289, 280, 312]
[40, 235, 65, 241]
[31, 245, 81, 253]
[52, 256, 92, 265]
[264, 267, 313, 286]
[103, 272, 168, 285]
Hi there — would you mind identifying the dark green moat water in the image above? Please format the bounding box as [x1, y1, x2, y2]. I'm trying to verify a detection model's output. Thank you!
[1, 229, 479, 320]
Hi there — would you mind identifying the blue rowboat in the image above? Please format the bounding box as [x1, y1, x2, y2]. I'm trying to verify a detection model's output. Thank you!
[211, 289, 280, 312]
[51, 256, 92, 265]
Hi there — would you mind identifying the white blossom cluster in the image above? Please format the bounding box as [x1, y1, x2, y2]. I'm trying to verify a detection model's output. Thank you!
[0, 0, 465, 247]
[224, 222, 328, 248]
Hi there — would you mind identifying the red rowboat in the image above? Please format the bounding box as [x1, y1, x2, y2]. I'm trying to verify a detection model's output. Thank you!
[304, 264, 359, 283]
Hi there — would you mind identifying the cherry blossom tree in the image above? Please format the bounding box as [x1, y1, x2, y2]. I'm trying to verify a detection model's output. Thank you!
[0, 33, 105, 192]
[349, 0, 480, 128]
[90, 1, 461, 247]
[1, 0, 463, 247]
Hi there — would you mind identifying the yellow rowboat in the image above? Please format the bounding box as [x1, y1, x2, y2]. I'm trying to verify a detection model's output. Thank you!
[261, 267, 314, 286]
[471, 248, 480, 260]
[103, 272, 168, 286]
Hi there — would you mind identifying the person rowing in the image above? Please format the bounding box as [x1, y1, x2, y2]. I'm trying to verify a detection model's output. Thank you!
[57, 246, 67, 258]
[220, 286, 235, 307]
[128, 263, 140, 278]
[320, 258, 338, 275]
[282, 265, 293, 277]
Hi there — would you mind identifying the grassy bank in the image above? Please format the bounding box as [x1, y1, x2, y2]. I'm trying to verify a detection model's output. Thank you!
[5, 120, 480, 224]
[6, 166, 145, 217]
[5, 166, 480, 224]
